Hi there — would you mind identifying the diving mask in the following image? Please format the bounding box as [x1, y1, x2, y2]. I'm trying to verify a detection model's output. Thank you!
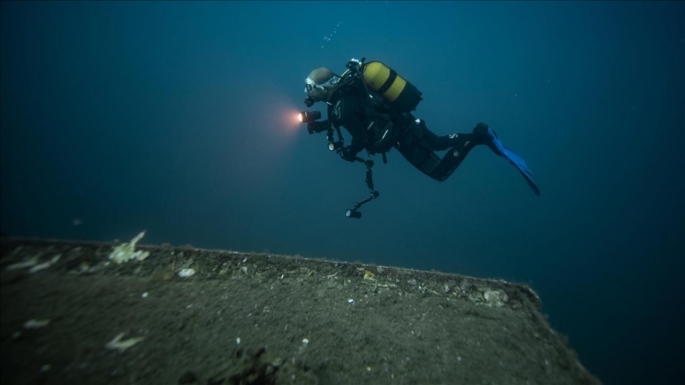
[304, 75, 340, 93]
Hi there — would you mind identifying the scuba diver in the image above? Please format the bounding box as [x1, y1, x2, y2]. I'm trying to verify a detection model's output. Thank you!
[300, 58, 540, 218]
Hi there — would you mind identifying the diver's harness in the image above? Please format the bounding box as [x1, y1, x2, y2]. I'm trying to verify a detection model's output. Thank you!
[303, 58, 387, 219]
[335, 58, 382, 219]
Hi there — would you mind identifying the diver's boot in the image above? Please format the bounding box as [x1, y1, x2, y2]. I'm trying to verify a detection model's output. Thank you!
[444, 123, 493, 158]
[472, 122, 541, 196]
[471, 122, 496, 147]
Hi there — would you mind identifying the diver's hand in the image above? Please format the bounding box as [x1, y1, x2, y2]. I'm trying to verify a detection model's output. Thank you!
[339, 147, 357, 162]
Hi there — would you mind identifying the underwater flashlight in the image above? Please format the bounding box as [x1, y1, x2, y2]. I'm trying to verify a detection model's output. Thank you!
[299, 110, 321, 123]
[346, 209, 362, 219]
[328, 141, 343, 151]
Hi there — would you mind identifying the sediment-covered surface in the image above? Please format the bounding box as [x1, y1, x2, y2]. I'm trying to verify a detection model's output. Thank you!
[0, 237, 600, 385]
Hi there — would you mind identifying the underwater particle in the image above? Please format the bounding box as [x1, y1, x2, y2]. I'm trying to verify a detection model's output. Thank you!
[6, 257, 39, 271]
[236, 337, 241, 345]
[363, 270, 375, 280]
[105, 333, 144, 352]
[178, 268, 195, 278]
[141, 292, 148, 298]
[29, 254, 61, 273]
[72, 218, 82, 226]
[40, 365, 51, 372]
[302, 338, 309, 346]
[348, 299, 354, 304]
[23, 319, 50, 329]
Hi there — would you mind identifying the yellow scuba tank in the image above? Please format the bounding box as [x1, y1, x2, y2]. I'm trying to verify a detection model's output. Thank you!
[361, 61, 423, 112]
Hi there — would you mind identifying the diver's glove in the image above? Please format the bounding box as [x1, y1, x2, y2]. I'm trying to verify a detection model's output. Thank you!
[339, 146, 357, 162]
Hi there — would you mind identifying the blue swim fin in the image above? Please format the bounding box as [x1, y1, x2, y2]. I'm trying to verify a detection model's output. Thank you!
[484, 128, 541, 196]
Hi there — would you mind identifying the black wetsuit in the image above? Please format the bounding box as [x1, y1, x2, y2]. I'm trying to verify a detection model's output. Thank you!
[311, 84, 484, 181]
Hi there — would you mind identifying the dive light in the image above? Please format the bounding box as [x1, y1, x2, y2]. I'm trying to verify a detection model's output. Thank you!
[328, 141, 343, 151]
[346, 209, 362, 219]
[298, 110, 321, 123]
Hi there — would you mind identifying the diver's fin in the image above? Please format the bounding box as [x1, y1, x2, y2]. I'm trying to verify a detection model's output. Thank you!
[483, 127, 541, 196]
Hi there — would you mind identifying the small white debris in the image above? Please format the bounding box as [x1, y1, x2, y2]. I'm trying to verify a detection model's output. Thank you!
[483, 290, 508, 307]
[141, 292, 148, 298]
[302, 338, 309, 345]
[347, 299, 354, 304]
[178, 268, 195, 278]
[242, 257, 248, 263]
[105, 333, 144, 352]
[23, 319, 50, 329]
[109, 231, 150, 264]
[236, 337, 241, 345]
[6, 257, 39, 271]
[458, 356, 462, 362]
[280, 274, 284, 280]
[29, 254, 61, 273]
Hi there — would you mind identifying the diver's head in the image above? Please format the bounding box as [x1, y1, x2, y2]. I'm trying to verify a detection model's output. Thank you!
[304, 67, 340, 104]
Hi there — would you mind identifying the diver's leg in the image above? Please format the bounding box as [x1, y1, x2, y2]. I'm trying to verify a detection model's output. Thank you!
[427, 136, 479, 181]
[415, 119, 475, 152]
[396, 138, 443, 179]
[395, 120, 443, 180]
[396, 119, 477, 181]
[396, 134, 477, 182]
[410, 119, 484, 181]
[399, 121, 541, 194]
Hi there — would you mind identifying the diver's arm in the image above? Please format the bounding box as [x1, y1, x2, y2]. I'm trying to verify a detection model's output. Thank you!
[337, 96, 371, 158]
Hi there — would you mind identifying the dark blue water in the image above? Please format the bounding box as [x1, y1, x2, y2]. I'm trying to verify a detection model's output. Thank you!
[1, 2, 683, 384]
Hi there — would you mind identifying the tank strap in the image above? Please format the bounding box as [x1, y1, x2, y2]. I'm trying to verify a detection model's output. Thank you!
[375, 69, 398, 96]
